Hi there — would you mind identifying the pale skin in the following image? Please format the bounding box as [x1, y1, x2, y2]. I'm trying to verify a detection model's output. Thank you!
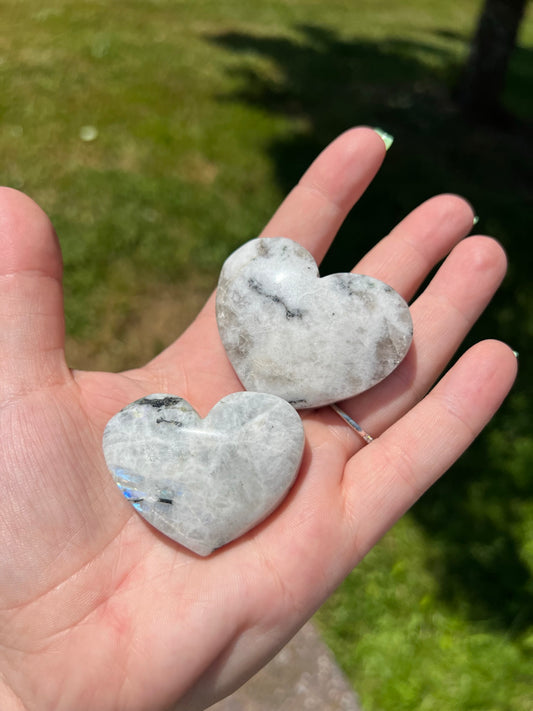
[0, 127, 517, 711]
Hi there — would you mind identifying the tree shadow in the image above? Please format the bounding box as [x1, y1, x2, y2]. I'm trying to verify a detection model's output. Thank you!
[210, 24, 533, 632]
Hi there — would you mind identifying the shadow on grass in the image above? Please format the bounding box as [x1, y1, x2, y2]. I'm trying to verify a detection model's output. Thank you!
[211, 24, 533, 632]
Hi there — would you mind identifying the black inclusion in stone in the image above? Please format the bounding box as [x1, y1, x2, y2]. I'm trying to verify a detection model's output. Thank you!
[155, 417, 183, 426]
[247, 277, 303, 320]
[138, 396, 183, 409]
[158, 498, 173, 505]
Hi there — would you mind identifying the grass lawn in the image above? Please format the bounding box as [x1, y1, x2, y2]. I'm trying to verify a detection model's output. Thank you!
[1, 1, 532, 708]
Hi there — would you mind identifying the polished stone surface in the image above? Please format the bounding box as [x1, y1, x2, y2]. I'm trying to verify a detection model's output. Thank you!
[103, 392, 305, 556]
[216, 237, 413, 408]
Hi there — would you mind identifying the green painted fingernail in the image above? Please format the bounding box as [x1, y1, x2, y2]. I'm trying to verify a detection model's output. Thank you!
[373, 127, 394, 151]
[473, 215, 480, 226]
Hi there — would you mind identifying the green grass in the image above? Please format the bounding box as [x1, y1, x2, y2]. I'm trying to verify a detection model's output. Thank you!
[316, 517, 533, 711]
[1, 1, 532, 708]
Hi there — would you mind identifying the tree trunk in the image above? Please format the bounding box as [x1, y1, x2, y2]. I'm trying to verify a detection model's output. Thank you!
[456, 0, 528, 125]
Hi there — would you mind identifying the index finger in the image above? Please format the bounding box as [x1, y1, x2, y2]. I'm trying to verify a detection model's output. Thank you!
[145, 128, 387, 391]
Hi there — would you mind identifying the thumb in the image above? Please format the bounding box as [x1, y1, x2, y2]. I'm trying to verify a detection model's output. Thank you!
[0, 188, 70, 398]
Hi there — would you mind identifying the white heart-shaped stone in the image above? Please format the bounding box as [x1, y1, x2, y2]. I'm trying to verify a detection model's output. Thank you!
[216, 237, 413, 408]
[103, 392, 304, 556]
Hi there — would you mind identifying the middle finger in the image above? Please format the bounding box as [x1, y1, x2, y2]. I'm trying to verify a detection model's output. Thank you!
[354, 193, 476, 300]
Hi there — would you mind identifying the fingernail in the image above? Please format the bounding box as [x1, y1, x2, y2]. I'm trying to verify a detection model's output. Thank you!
[373, 127, 394, 151]
[473, 215, 480, 226]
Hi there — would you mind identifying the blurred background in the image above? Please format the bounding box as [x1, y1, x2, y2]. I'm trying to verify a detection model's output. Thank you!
[1, 1, 532, 708]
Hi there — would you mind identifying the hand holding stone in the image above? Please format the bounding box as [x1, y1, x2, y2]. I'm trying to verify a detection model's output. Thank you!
[105, 233, 412, 555]
[0, 128, 517, 711]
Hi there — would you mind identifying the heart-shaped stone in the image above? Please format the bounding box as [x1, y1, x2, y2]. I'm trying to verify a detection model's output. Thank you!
[103, 392, 304, 556]
[216, 237, 413, 408]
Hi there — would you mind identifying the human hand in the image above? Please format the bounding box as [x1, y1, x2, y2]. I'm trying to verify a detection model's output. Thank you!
[0, 128, 517, 711]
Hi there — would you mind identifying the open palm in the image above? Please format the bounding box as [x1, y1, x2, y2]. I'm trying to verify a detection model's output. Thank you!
[0, 128, 516, 711]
